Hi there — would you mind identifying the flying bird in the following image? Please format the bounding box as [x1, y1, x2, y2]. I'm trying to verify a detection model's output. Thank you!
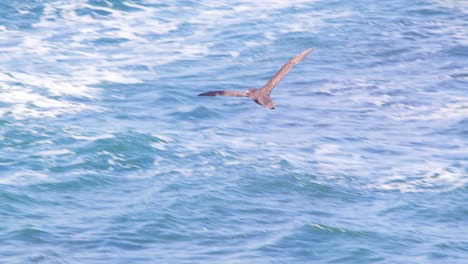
[198, 48, 314, 109]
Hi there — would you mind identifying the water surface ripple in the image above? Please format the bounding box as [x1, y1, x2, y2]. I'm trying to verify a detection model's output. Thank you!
[0, 0, 467, 263]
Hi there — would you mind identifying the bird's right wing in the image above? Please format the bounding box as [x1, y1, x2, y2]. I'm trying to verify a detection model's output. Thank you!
[261, 48, 313, 95]
[198, 90, 249, 97]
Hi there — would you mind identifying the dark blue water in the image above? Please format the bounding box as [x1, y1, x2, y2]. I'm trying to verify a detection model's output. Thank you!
[1, 0, 467, 263]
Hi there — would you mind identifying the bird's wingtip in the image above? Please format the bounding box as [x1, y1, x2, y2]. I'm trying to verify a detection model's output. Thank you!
[303, 47, 314, 55]
[290, 47, 314, 64]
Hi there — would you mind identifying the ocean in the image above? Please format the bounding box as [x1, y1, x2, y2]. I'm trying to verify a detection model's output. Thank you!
[0, 0, 467, 263]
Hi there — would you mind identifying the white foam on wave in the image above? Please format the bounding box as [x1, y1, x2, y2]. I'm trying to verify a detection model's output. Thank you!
[0, 83, 104, 119]
[0, 0, 181, 120]
[387, 100, 468, 121]
[326, 77, 468, 123]
[366, 161, 468, 193]
[314, 143, 467, 193]
[434, 0, 468, 9]
[0, 170, 50, 185]
[69, 133, 115, 141]
[38, 149, 74, 156]
[204, 0, 314, 10]
[314, 143, 370, 177]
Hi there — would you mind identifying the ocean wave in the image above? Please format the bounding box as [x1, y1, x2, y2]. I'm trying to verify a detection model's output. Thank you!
[366, 161, 467, 193]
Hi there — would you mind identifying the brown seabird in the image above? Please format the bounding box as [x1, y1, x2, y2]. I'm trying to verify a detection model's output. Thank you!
[198, 48, 314, 109]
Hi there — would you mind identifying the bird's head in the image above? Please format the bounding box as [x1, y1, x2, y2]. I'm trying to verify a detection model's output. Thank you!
[257, 95, 276, 110]
[263, 99, 276, 110]
[248, 88, 275, 109]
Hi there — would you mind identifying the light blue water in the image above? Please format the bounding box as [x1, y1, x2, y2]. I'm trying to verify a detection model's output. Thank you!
[0, 0, 467, 263]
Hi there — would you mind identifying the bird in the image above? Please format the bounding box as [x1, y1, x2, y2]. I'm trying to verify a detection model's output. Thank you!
[198, 48, 314, 109]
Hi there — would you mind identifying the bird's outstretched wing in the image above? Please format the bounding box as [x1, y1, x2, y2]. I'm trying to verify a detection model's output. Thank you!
[198, 90, 248, 97]
[261, 48, 313, 95]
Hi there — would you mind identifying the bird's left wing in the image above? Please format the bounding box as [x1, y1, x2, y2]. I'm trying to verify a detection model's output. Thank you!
[198, 90, 248, 97]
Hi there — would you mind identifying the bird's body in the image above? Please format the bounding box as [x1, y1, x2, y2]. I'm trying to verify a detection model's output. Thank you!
[198, 48, 313, 109]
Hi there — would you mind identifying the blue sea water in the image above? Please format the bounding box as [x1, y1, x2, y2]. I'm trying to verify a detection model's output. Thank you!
[0, 0, 467, 263]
